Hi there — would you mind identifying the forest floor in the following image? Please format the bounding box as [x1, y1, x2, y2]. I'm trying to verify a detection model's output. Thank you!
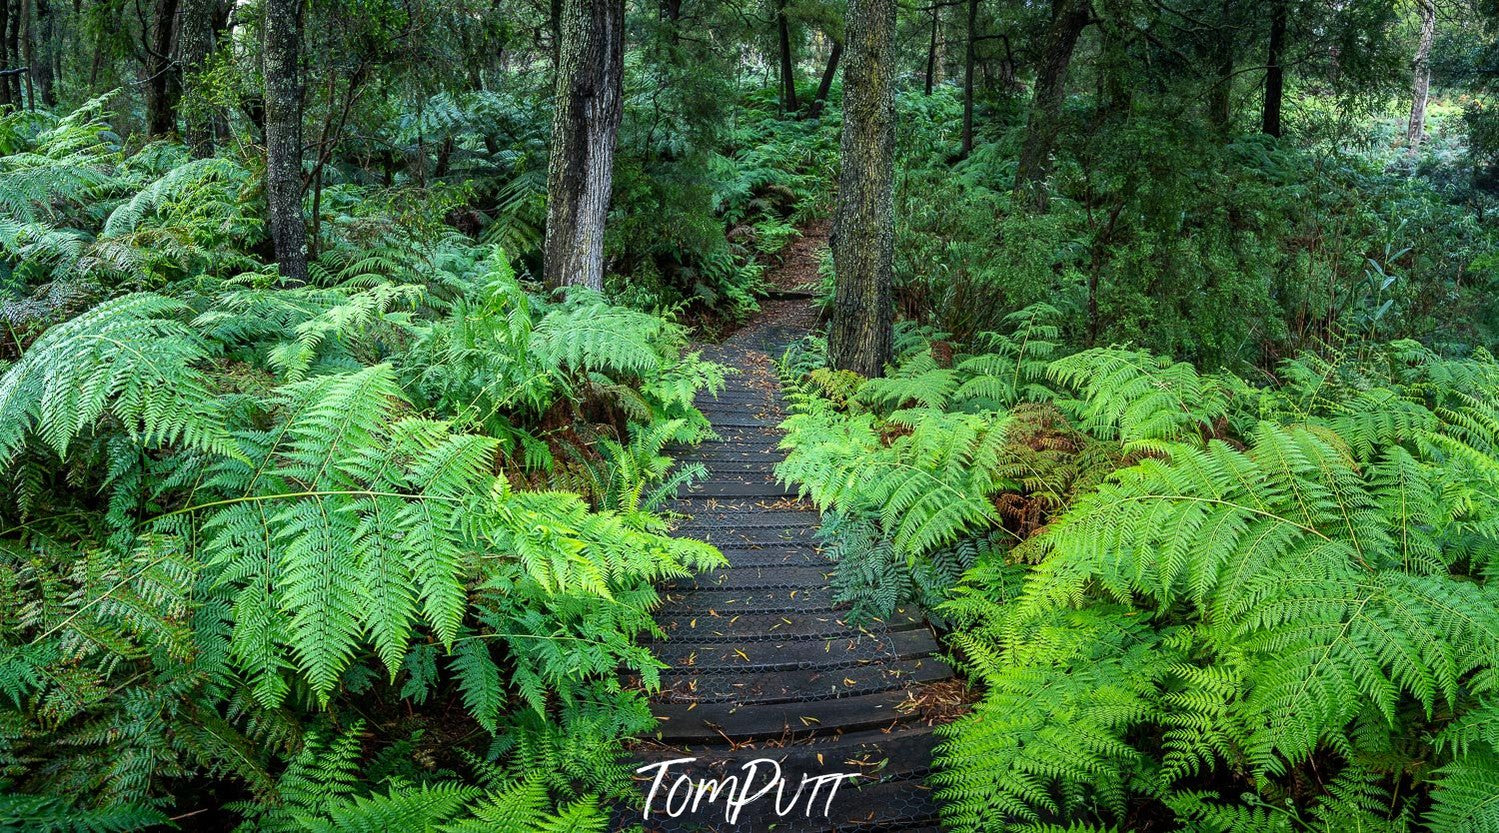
[618, 223, 964, 832]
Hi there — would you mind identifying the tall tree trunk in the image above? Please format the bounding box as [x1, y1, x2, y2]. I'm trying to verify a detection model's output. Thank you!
[776, 0, 799, 114]
[1012, 0, 1089, 211]
[19, 0, 31, 108]
[33, 0, 51, 106]
[543, 0, 624, 291]
[0, 0, 10, 109]
[1208, 0, 1233, 130]
[180, 0, 214, 156]
[924, 6, 938, 95]
[1262, 0, 1286, 137]
[144, 0, 180, 136]
[808, 39, 841, 118]
[1406, 0, 1435, 153]
[829, 0, 896, 378]
[960, 0, 977, 157]
[264, 0, 307, 284]
[5, 0, 20, 105]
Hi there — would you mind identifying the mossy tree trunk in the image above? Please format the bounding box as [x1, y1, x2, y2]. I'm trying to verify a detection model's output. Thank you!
[5, 0, 20, 104]
[180, 0, 215, 158]
[829, 0, 895, 378]
[1012, 0, 1089, 211]
[544, 0, 624, 291]
[264, 0, 308, 284]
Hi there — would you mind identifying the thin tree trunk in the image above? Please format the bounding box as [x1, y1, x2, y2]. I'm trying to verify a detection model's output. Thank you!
[1012, 0, 1089, 211]
[144, 0, 180, 136]
[264, 0, 308, 284]
[19, 0, 31, 108]
[829, 0, 896, 378]
[1406, 0, 1435, 153]
[924, 6, 938, 95]
[960, 0, 977, 157]
[543, 0, 624, 291]
[180, 0, 214, 156]
[808, 40, 841, 118]
[33, 0, 51, 106]
[5, 0, 20, 105]
[1262, 0, 1286, 137]
[0, 0, 10, 109]
[776, 0, 798, 114]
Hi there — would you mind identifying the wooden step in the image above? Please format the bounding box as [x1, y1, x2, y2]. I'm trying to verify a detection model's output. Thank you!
[651, 628, 938, 670]
[665, 564, 832, 591]
[658, 586, 839, 615]
[649, 689, 923, 742]
[652, 659, 952, 705]
[653, 608, 926, 642]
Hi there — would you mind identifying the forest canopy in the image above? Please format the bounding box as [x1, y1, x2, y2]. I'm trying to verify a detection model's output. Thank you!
[1, 0, 1498, 831]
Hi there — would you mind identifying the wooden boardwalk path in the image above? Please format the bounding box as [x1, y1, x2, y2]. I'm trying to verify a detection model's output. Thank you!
[624, 288, 955, 832]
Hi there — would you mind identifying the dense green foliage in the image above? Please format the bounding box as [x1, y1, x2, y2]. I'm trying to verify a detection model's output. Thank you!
[0, 104, 724, 827]
[777, 304, 1499, 831]
[6, 0, 1499, 829]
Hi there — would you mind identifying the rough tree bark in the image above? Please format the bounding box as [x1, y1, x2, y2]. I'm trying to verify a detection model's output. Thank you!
[960, 0, 978, 157]
[1262, 0, 1286, 137]
[808, 40, 841, 118]
[180, 0, 215, 157]
[829, 0, 895, 378]
[1012, 0, 1089, 211]
[264, 0, 308, 284]
[144, 0, 180, 136]
[776, 0, 799, 114]
[5, 0, 20, 105]
[543, 0, 624, 291]
[1406, 0, 1435, 153]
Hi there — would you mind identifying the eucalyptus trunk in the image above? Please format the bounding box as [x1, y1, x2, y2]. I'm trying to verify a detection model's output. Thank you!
[543, 0, 624, 291]
[829, 0, 895, 378]
[264, 0, 308, 284]
[1406, 0, 1436, 153]
[1012, 0, 1089, 211]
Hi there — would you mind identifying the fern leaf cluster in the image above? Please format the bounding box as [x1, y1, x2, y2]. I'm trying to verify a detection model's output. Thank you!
[0, 110, 727, 827]
[778, 305, 1499, 832]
